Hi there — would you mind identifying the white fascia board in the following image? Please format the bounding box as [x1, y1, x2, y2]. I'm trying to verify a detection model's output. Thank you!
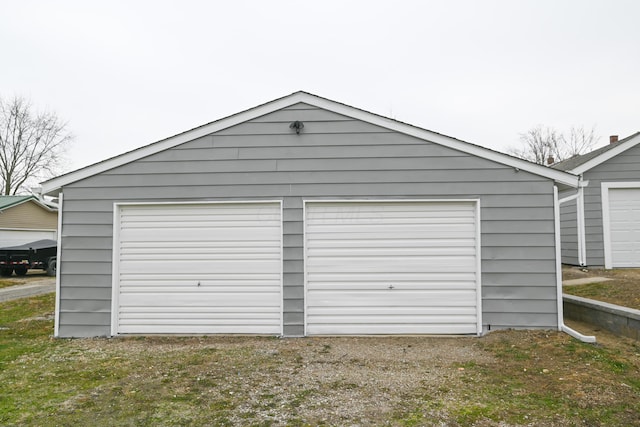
[41, 91, 579, 194]
[569, 133, 640, 175]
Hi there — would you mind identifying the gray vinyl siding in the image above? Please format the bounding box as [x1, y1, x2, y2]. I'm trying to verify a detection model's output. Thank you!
[559, 193, 579, 265]
[57, 102, 560, 337]
[579, 143, 640, 266]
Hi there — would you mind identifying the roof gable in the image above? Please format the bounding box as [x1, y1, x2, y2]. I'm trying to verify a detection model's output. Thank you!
[40, 91, 579, 194]
[552, 132, 640, 174]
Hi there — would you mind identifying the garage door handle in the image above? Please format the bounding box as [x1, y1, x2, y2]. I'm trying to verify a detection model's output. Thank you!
[388, 285, 395, 289]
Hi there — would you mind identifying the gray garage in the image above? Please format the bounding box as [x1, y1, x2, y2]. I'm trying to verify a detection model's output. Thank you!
[41, 92, 579, 338]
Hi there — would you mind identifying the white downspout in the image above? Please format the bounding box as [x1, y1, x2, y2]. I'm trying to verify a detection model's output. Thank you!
[554, 185, 596, 343]
[577, 182, 587, 266]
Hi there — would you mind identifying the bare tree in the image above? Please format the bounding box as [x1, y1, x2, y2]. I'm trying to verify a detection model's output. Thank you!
[0, 96, 72, 195]
[508, 125, 599, 165]
[562, 126, 599, 160]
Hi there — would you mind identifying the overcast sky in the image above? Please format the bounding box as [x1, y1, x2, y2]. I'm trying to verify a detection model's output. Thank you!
[1, 0, 639, 174]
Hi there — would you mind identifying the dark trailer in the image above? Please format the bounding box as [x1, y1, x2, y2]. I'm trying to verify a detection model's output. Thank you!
[0, 239, 57, 277]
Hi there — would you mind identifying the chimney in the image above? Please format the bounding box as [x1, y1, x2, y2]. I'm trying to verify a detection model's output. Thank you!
[610, 135, 619, 144]
[547, 156, 554, 165]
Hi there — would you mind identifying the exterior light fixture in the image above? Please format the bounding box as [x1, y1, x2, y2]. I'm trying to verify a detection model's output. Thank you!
[289, 121, 304, 134]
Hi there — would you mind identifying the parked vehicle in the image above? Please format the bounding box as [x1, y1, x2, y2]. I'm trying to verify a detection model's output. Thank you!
[0, 239, 57, 277]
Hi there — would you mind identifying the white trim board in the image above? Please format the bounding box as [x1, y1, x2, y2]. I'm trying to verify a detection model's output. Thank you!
[41, 91, 579, 195]
[54, 192, 63, 338]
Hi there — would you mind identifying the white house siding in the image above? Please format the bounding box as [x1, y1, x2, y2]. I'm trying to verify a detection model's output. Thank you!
[560, 143, 640, 267]
[56, 103, 559, 337]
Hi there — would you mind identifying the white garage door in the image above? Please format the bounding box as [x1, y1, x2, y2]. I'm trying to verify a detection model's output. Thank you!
[606, 187, 640, 267]
[112, 202, 282, 335]
[0, 229, 57, 247]
[305, 201, 480, 335]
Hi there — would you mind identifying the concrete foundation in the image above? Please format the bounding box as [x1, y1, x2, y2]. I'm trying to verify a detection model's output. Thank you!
[563, 294, 640, 340]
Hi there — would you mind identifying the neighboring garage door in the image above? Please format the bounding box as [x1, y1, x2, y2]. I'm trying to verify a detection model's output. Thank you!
[0, 229, 57, 247]
[605, 187, 640, 267]
[112, 202, 282, 335]
[305, 201, 480, 335]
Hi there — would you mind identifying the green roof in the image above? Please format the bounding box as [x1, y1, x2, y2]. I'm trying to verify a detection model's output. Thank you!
[0, 195, 37, 211]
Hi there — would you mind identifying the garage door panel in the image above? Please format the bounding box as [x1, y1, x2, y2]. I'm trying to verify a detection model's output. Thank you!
[306, 203, 473, 215]
[308, 324, 477, 335]
[117, 324, 279, 335]
[120, 316, 281, 326]
[119, 259, 280, 274]
[306, 219, 475, 229]
[310, 306, 478, 316]
[120, 284, 280, 298]
[308, 314, 478, 325]
[123, 307, 279, 325]
[305, 201, 480, 335]
[121, 204, 279, 216]
[306, 231, 474, 240]
[307, 272, 477, 282]
[120, 312, 281, 322]
[307, 260, 476, 274]
[307, 290, 477, 306]
[308, 239, 476, 249]
[307, 252, 476, 272]
[122, 247, 279, 257]
[119, 291, 280, 307]
[114, 202, 282, 335]
[121, 227, 278, 242]
[120, 273, 280, 282]
[307, 246, 476, 257]
[120, 282, 281, 291]
[307, 281, 477, 291]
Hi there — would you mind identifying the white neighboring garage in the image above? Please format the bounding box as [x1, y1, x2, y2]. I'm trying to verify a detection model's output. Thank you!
[111, 201, 282, 335]
[602, 184, 640, 268]
[554, 132, 640, 267]
[305, 201, 481, 335]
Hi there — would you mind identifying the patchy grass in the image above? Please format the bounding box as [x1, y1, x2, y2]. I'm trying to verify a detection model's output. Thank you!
[1, 296, 640, 426]
[0, 272, 51, 289]
[0, 279, 24, 289]
[563, 266, 640, 310]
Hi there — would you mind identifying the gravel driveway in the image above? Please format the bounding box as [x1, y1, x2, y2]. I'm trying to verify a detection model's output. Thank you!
[0, 276, 55, 302]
